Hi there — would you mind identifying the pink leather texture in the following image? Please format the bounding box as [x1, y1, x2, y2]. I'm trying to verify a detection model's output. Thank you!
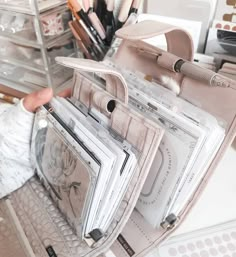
[115, 20, 194, 61]
[108, 20, 236, 257]
[56, 57, 129, 104]
[2, 58, 164, 257]
[3, 20, 236, 257]
[0, 199, 35, 257]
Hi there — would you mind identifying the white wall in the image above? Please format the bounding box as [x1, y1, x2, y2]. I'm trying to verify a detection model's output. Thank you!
[143, 0, 218, 52]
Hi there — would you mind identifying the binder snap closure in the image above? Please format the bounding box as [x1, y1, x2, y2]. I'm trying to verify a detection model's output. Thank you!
[38, 119, 48, 129]
[161, 214, 178, 230]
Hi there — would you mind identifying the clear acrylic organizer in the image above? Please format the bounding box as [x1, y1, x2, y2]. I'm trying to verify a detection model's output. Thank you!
[0, 0, 76, 93]
[0, 0, 67, 15]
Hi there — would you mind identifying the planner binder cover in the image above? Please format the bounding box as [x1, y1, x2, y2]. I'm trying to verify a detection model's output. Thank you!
[1, 20, 236, 257]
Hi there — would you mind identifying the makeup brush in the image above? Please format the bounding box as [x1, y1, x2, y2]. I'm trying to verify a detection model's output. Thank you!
[82, 0, 90, 12]
[117, 0, 133, 30]
[72, 20, 102, 59]
[88, 12, 106, 40]
[129, 0, 143, 14]
[87, 0, 106, 40]
[68, 0, 105, 55]
[69, 0, 93, 29]
[95, 0, 107, 23]
[69, 0, 105, 46]
[69, 21, 93, 59]
[105, 0, 115, 43]
[88, 0, 94, 12]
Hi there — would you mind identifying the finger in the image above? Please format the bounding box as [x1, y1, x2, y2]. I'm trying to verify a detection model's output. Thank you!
[57, 88, 72, 98]
[23, 88, 53, 113]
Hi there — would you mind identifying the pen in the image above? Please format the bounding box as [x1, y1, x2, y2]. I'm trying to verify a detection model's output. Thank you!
[0, 93, 19, 104]
[173, 59, 235, 88]
[117, 0, 133, 30]
[132, 45, 235, 88]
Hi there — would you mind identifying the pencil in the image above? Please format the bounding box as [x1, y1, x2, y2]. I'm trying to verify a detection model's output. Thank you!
[0, 93, 20, 104]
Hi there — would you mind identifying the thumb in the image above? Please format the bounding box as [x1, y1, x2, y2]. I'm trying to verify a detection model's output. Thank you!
[23, 88, 53, 112]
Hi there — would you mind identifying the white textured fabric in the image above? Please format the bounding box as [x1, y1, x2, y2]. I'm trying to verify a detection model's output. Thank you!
[0, 99, 35, 199]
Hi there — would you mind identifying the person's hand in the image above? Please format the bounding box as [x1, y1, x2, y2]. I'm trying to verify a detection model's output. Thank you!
[23, 87, 71, 112]
[23, 88, 53, 112]
[0, 87, 70, 198]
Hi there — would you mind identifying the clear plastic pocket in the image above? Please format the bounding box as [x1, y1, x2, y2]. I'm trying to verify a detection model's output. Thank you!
[28, 59, 164, 255]
[31, 107, 98, 238]
[103, 61, 226, 230]
[0, 199, 34, 257]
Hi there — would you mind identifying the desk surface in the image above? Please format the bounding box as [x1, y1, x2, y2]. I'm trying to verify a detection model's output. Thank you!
[146, 139, 236, 257]
[105, 139, 236, 257]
